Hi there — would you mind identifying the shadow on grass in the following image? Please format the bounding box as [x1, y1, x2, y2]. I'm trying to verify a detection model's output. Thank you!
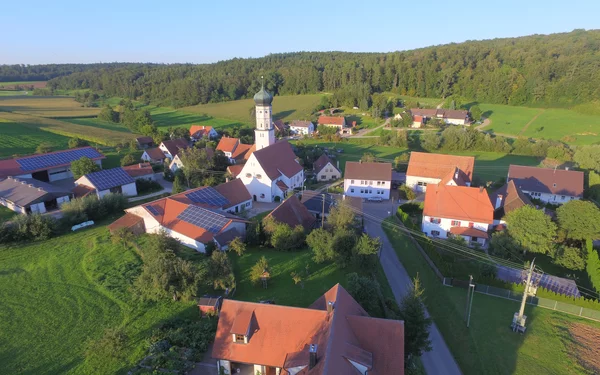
[273, 109, 296, 121]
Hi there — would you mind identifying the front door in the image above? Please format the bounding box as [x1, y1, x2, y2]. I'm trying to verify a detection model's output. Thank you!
[253, 195, 257, 202]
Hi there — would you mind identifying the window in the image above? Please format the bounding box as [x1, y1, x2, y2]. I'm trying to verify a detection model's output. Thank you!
[360, 189, 364, 194]
[351, 179, 355, 184]
[451, 220, 460, 226]
[321, 175, 326, 180]
[468, 222, 474, 228]
[561, 196, 565, 200]
[417, 181, 428, 187]
[256, 174, 262, 179]
[260, 194, 265, 198]
[553, 183, 557, 187]
[429, 217, 441, 224]
[235, 334, 245, 344]
[246, 173, 252, 178]
[245, 202, 250, 207]
[431, 230, 440, 237]
[350, 188, 354, 193]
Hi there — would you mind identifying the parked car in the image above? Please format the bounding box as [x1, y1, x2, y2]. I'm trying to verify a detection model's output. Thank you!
[367, 197, 383, 202]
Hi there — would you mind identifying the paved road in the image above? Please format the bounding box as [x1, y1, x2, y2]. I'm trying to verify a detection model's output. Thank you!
[362, 202, 462, 375]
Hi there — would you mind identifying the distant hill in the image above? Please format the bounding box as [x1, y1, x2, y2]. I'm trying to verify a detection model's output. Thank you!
[6, 29, 600, 108]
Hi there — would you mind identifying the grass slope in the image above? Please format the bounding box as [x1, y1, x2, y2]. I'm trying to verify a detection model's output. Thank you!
[182, 94, 323, 125]
[523, 108, 600, 145]
[0, 96, 100, 118]
[0, 227, 198, 375]
[382, 217, 600, 375]
[0, 117, 71, 157]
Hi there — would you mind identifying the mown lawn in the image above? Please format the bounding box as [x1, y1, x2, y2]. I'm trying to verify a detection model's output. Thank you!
[479, 103, 542, 135]
[522, 108, 600, 145]
[382, 217, 600, 375]
[0, 227, 199, 375]
[182, 94, 323, 125]
[0, 205, 16, 223]
[0, 117, 71, 157]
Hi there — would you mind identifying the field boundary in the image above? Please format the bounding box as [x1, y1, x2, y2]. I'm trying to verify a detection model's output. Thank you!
[518, 109, 545, 136]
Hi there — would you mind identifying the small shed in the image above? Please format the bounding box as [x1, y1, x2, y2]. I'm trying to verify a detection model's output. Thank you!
[198, 295, 223, 317]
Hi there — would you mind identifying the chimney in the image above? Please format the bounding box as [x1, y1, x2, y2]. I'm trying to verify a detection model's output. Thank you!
[479, 186, 484, 193]
[565, 166, 569, 171]
[226, 177, 230, 183]
[495, 194, 503, 209]
[139, 163, 143, 168]
[327, 301, 334, 314]
[454, 170, 459, 180]
[309, 344, 318, 369]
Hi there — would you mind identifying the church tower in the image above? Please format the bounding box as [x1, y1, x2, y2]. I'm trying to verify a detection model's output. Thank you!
[253, 78, 275, 150]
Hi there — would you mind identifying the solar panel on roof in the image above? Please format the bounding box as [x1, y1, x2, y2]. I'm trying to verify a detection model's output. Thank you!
[177, 205, 229, 234]
[185, 187, 229, 207]
[16, 148, 102, 171]
[147, 205, 161, 215]
[86, 168, 135, 191]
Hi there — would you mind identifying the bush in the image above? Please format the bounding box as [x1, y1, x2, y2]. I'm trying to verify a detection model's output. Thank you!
[61, 194, 126, 226]
[0, 214, 56, 243]
[121, 153, 137, 166]
[135, 178, 163, 195]
[398, 185, 416, 200]
[399, 202, 423, 215]
[68, 137, 89, 148]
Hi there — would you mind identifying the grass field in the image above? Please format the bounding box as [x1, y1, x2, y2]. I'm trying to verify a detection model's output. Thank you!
[443, 151, 540, 183]
[0, 81, 47, 89]
[182, 94, 323, 125]
[0, 205, 16, 223]
[0, 117, 71, 157]
[148, 106, 247, 130]
[0, 227, 199, 375]
[62, 117, 132, 133]
[0, 91, 28, 96]
[0, 96, 100, 118]
[383, 217, 600, 375]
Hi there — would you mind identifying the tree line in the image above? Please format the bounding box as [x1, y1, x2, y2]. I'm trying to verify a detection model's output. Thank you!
[27, 30, 600, 108]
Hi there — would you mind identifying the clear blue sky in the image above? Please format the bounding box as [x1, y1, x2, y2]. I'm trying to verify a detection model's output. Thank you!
[2, 0, 599, 64]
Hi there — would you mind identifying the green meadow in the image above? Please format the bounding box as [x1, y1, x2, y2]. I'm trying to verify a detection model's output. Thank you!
[0, 117, 71, 157]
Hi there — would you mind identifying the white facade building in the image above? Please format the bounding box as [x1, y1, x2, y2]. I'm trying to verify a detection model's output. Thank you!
[507, 164, 584, 205]
[343, 161, 392, 200]
[289, 120, 315, 136]
[405, 152, 475, 192]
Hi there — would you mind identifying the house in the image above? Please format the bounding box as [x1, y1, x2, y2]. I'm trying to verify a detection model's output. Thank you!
[212, 284, 405, 375]
[198, 295, 223, 317]
[301, 190, 334, 221]
[159, 138, 190, 160]
[0, 177, 72, 214]
[169, 148, 215, 173]
[135, 136, 154, 149]
[122, 163, 155, 181]
[313, 154, 341, 182]
[273, 119, 287, 136]
[141, 147, 167, 163]
[109, 180, 252, 252]
[422, 184, 494, 246]
[266, 195, 316, 230]
[216, 137, 255, 164]
[289, 120, 315, 136]
[411, 115, 424, 128]
[0, 147, 104, 182]
[507, 165, 584, 204]
[343, 161, 392, 199]
[190, 125, 218, 140]
[406, 152, 475, 192]
[75, 167, 138, 198]
[492, 180, 533, 225]
[227, 165, 244, 178]
[410, 108, 470, 125]
[318, 116, 346, 132]
[214, 228, 243, 250]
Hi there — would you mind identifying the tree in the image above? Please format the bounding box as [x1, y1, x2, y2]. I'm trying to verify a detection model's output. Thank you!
[470, 105, 482, 121]
[327, 201, 356, 231]
[352, 233, 381, 270]
[361, 153, 376, 163]
[420, 131, 441, 151]
[586, 240, 600, 293]
[209, 250, 235, 290]
[168, 126, 190, 141]
[574, 145, 600, 172]
[505, 205, 557, 254]
[394, 154, 410, 171]
[68, 137, 89, 148]
[179, 147, 213, 186]
[120, 153, 137, 166]
[71, 156, 101, 179]
[172, 172, 185, 194]
[35, 143, 53, 154]
[229, 237, 246, 256]
[98, 104, 118, 122]
[553, 245, 586, 271]
[489, 231, 524, 262]
[399, 276, 432, 361]
[347, 272, 385, 318]
[212, 150, 230, 171]
[307, 228, 335, 263]
[556, 200, 600, 241]
[250, 256, 269, 286]
[290, 271, 304, 289]
[401, 110, 414, 127]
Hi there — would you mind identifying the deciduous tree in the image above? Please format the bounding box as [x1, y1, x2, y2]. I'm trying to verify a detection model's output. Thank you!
[557, 200, 600, 240]
[71, 156, 101, 179]
[505, 206, 557, 254]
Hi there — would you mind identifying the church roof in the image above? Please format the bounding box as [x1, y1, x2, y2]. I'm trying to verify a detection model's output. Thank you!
[253, 84, 273, 106]
[253, 141, 303, 180]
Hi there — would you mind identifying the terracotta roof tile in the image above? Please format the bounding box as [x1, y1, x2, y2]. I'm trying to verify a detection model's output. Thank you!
[214, 178, 251, 208]
[449, 226, 489, 239]
[424, 184, 494, 224]
[273, 119, 286, 132]
[161, 138, 189, 158]
[318, 116, 345, 126]
[266, 195, 316, 230]
[190, 125, 214, 138]
[492, 180, 533, 219]
[72, 184, 95, 198]
[143, 147, 166, 161]
[344, 161, 392, 181]
[507, 165, 584, 197]
[252, 141, 302, 179]
[227, 164, 244, 178]
[217, 137, 239, 153]
[407, 152, 475, 182]
[122, 162, 154, 178]
[107, 213, 143, 232]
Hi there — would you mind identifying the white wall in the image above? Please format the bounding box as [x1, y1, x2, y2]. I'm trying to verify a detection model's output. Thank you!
[405, 175, 442, 192]
[344, 179, 390, 199]
[254, 364, 266, 375]
[217, 360, 231, 375]
[523, 189, 579, 205]
[0, 199, 26, 214]
[48, 166, 72, 182]
[316, 163, 340, 181]
[445, 118, 467, 125]
[225, 199, 252, 214]
[57, 195, 70, 206]
[421, 216, 489, 239]
[29, 202, 46, 214]
[170, 155, 183, 172]
[122, 182, 138, 196]
[164, 228, 207, 252]
[239, 155, 274, 202]
[290, 124, 314, 135]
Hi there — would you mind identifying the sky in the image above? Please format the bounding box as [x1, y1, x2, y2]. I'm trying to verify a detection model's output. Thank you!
[2, 0, 599, 65]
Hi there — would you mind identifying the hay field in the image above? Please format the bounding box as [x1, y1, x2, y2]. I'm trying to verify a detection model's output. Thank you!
[0, 96, 100, 118]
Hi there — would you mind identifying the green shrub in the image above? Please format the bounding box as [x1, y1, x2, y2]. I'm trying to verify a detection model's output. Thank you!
[135, 179, 163, 195]
[586, 239, 600, 294]
[399, 185, 416, 200]
[0, 214, 56, 243]
[61, 193, 126, 226]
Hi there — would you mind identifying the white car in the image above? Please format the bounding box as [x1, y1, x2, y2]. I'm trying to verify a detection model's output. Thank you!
[367, 197, 383, 202]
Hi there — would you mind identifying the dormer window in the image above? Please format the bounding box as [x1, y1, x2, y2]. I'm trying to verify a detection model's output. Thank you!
[235, 334, 245, 343]
[256, 174, 262, 179]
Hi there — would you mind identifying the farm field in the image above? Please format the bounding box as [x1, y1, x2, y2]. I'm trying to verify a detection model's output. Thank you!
[182, 94, 323, 125]
[0, 81, 47, 89]
[0, 117, 71, 157]
[0, 96, 100, 118]
[479, 103, 542, 135]
[0, 91, 28, 96]
[147, 105, 247, 130]
[0, 227, 199, 375]
[383, 217, 600, 375]
[444, 151, 540, 183]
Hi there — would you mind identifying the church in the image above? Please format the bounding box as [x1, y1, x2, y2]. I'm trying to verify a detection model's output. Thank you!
[238, 84, 304, 202]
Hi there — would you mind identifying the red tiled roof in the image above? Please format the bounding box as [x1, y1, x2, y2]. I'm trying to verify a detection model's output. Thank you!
[313, 154, 338, 175]
[413, 115, 424, 122]
[439, 167, 469, 187]
[276, 180, 289, 192]
[507, 165, 584, 197]
[143, 147, 165, 161]
[216, 137, 239, 153]
[266, 195, 316, 230]
[212, 284, 404, 374]
[122, 162, 154, 178]
[318, 116, 345, 126]
[449, 226, 489, 239]
[72, 184, 95, 198]
[232, 143, 254, 161]
[344, 161, 392, 181]
[273, 119, 286, 132]
[107, 213, 143, 232]
[424, 184, 494, 224]
[214, 178, 251, 209]
[227, 165, 244, 178]
[252, 141, 302, 180]
[189, 125, 214, 138]
[135, 136, 154, 145]
[161, 138, 189, 158]
[407, 152, 475, 182]
[492, 180, 533, 220]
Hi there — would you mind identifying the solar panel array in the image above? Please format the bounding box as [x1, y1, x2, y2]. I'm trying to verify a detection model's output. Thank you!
[86, 167, 135, 191]
[17, 147, 102, 171]
[185, 187, 229, 207]
[177, 205, 229, 233]
[146, 205, 162, 216]
[496, 265, 581, 298]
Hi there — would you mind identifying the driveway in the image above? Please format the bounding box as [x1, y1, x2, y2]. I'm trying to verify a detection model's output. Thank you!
[362, 202, 462, 375]
[247, 201, 280, 218]
[154, 173, 173, 192]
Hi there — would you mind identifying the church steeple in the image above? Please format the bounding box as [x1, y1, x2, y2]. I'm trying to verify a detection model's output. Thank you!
[254, 76, 275, 150]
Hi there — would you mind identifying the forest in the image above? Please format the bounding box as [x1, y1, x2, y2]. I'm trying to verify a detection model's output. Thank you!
[3, 30, 600, 108]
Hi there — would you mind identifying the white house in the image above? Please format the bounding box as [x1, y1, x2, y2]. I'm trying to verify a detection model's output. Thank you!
[289, 120, 315, 136]
[189, 125, 218, 140]
[238, 85, 304, 203]
[122, 163, 155, 181]
[313, 154, 341, 182]
[0, 177, 71, 214]
[159, 138, 189, 160]
[507, 165, 584, 205]
[141, 147, 167, 163]
[216, 137, 254, 164]
[75, 167, 137, 198]
[410, 109, 470, 126]
[406, 152, 475, 192]
[108, 180, 252, 252]
[343, 161, 392, 200]
[422, 184, 494, 247]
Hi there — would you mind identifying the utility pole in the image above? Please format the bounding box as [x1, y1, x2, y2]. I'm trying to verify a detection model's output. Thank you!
[321, 193, 326, 228]
[467, 276, 475, 328]
[512, 259, 535, 333]
[464, 275, 474, 326]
